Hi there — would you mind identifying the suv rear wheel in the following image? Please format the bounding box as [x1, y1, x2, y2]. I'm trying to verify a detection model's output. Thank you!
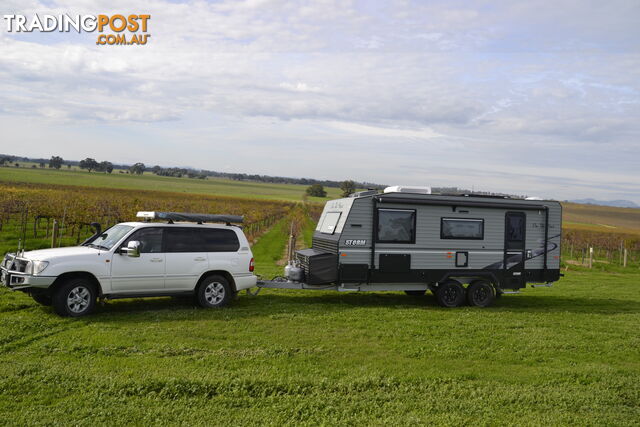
[196, 275, 233, 308]
[52, 278, 97, 317]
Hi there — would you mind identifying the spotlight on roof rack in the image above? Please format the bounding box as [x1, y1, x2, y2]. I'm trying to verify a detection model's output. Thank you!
[136, 211, 243, 224]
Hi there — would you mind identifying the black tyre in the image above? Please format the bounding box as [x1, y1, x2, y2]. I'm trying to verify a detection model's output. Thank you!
[52, 278, 97, 317]
[31, 293, 52, 306]
[404, 290, 426, 297]
[196, 275, 233, 308]
[467, 281, 495, 307]
[436, 280, 466, 308]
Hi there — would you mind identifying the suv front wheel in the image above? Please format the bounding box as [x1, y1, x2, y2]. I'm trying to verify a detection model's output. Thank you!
[196, 275, 233, 309]
[52, 277, 97, 317]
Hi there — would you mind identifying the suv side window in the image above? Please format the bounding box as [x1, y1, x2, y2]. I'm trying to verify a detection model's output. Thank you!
[201, 229, 240, 252]
[123, 228, 164, 253]
[165, 228, 197, 253]
[165, 228, 240, 252]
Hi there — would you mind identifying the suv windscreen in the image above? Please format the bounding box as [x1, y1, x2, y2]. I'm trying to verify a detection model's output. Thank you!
[165, 228, 240, 252]
[91, 225, 134, 250]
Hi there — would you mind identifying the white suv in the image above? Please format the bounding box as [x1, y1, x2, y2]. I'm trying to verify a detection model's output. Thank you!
[0, 212, 257, 317]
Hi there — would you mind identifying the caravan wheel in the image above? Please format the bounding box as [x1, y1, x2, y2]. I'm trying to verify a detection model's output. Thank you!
[436, 280, 465, 308]
[467, 281, 495, 307]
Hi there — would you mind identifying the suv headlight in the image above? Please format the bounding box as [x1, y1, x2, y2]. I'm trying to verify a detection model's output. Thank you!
[27, 260, 49, 275]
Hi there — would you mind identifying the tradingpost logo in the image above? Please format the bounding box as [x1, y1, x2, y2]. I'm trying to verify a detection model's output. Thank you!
[3, 14, 151, 46]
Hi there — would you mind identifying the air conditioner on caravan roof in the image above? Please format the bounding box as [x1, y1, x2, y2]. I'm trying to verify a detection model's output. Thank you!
[383, 186, 431, 195]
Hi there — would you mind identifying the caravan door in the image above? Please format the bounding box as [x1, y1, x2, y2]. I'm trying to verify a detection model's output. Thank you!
[504, 212, 526, 289]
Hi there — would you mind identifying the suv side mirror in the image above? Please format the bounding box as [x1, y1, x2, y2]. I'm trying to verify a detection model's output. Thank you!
[122, 241, 141, 258]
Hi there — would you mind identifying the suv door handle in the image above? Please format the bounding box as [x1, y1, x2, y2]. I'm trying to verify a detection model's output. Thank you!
[194, 257, 206, 261]
[150, 258, 163, 262]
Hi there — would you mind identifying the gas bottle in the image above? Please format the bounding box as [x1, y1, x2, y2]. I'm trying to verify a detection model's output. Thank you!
[289, 265, 304, 282]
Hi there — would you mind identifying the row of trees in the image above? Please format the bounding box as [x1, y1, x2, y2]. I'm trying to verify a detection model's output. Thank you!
[76, 158, 146, 175]
[0, 155, 66, 170]
[3, 153, 379, 190]
[149, 165, 206, 179]
[305, 180, 357, 198]
[78, 158, 115, 173]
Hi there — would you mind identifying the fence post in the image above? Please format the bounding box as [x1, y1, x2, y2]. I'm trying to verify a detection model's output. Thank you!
[619, 241, 624, 264]
[589, 247, 593, 269]
[623, 249, 628, 268]
[51, 220, 59, 248]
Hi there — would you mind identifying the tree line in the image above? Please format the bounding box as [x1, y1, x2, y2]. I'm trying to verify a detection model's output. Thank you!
[0, 154, 383, 191]
[1, 153, 525, 199]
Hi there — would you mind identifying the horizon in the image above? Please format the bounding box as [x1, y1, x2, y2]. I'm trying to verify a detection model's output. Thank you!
[3, 151, 640, 207]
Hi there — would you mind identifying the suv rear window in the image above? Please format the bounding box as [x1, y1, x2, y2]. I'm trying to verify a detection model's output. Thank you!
[165, 228, 240, 252]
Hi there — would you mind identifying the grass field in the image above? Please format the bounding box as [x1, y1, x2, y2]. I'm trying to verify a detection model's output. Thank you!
[1, 215, 640, 424]
[1, 270, 638, 424]
[1, 164, 639, 424]
[0, 166, 343, 202]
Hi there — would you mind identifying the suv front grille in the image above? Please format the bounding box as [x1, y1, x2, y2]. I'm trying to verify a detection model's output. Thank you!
[3, 255, 27, 272]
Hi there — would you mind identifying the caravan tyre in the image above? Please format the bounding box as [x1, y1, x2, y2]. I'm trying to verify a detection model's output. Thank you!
[436, 281, 465, 308]
[467, 281, 495, 308]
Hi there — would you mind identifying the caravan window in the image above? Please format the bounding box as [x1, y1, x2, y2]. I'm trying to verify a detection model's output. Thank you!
[377, 209, 416, 243]
[441, 218, 484, 240]
[506, 215, 524, 242]
[319, 212, 342, 234]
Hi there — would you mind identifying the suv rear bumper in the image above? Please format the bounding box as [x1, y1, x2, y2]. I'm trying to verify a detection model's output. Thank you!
[234, 274, 257, 291]
[0, 266, 56, 291]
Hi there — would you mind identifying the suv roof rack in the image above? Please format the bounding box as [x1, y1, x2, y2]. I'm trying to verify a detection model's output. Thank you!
[136, 211, 243, 224]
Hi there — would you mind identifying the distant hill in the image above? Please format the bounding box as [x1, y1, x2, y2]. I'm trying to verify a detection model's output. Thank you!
[569, 198, 639, 209]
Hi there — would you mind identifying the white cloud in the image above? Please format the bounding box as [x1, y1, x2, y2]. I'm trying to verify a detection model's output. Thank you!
[327, 121, 442, 140]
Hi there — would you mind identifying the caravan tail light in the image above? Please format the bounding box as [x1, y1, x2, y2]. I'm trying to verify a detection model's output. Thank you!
[249, 257, 255, 272]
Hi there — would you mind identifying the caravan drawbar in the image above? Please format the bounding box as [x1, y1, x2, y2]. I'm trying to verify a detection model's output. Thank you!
[258, 187, 562, 308]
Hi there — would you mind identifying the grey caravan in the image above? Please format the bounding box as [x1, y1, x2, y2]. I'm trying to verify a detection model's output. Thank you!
[292, 187, 562, 308]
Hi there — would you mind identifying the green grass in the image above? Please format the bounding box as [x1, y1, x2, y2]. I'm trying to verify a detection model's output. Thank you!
[1, 170, 639, 424]
[0, 166, 342, 202]
[1, 255, 639, 423]
[251, 218, 291, 279]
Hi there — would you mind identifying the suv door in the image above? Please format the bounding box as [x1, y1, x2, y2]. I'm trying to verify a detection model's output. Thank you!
[164, 227, 210, 291]
[110, 227, 165, 292]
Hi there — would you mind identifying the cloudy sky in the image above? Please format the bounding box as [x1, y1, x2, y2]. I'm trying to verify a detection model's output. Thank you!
[1, 0, 639, 202]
